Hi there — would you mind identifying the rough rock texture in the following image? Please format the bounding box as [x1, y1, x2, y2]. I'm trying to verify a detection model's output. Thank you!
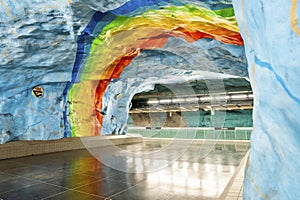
[0, 0, 75, 143]
[0, 0, 247, 143]
[233, 0, 300, 199]
[67, 1, 246, 137]
[101, 37, 247, 134]
[0, 0, 129, 143]
[1, 0, 299, 198]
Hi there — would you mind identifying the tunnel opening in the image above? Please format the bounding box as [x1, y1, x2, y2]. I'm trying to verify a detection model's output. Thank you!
[128, 78, 253, 140]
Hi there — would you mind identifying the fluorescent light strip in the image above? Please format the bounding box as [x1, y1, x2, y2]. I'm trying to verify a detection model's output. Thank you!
[230, 94, 248, 99]
[147, 99, 158, 104]
[159, 99, 171, 103]
[172, 98, 185, 103]
[185, 97, 198, 102]
[147, 92, 253, 105]
[213, 95, 230, 100]
[200, 96, 213, 101]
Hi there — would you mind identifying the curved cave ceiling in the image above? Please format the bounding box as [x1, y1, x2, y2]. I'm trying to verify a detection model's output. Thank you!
[0, 0, 248, 142]
[2, 1, 300, 199]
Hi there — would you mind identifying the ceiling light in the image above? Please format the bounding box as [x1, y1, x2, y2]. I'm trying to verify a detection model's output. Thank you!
[159, 99, 171, 103]
[185, 97, 198, 102]
[200, 96, 213, 101]
[172, 98, 185, 103]
[230, 94, 248, 99]
[148, 98, 158, 104]
[228, 90, 251, 94]
[213, 95, 230, 100]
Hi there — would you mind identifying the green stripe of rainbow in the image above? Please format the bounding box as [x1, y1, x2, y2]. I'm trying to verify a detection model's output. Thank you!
[69, 5, 243, 136]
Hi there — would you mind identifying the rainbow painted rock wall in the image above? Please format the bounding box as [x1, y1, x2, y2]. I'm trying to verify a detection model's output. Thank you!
[1, 0, 300, 199]
[0, 0, 246, 141]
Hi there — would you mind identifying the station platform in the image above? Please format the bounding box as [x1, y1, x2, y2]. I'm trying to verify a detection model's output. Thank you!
[0, 136, 249, 200]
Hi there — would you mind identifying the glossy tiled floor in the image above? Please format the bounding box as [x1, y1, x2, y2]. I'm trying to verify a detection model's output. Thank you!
[0, 141, 249, 200]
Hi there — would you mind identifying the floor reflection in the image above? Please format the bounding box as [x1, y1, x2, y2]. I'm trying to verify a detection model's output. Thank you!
[0, 140, 249, 200]
[111, 141, 249, 199]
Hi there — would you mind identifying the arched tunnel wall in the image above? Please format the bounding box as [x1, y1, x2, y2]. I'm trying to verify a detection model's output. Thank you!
[0, 0, 299, 199]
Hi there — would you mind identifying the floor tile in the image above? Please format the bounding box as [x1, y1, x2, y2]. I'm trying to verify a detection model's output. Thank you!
[74, 179, 131, 197]
[0, 183, 66, 200]
[110, 182, 212, 200]
[0, 161, 31, 171]
[0, 172, 15, 182]
[43, 190, 105, 200]
[2, 166, 46, 176]
[0, 177, 39, 194]
[110, 185, 173, 200]
[79, 167, 121, 179]
[46, 174, 99, 189]
[0, 141, 249, 200]
[106, 173, 147, 185]
[4, 166, 73, 182]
